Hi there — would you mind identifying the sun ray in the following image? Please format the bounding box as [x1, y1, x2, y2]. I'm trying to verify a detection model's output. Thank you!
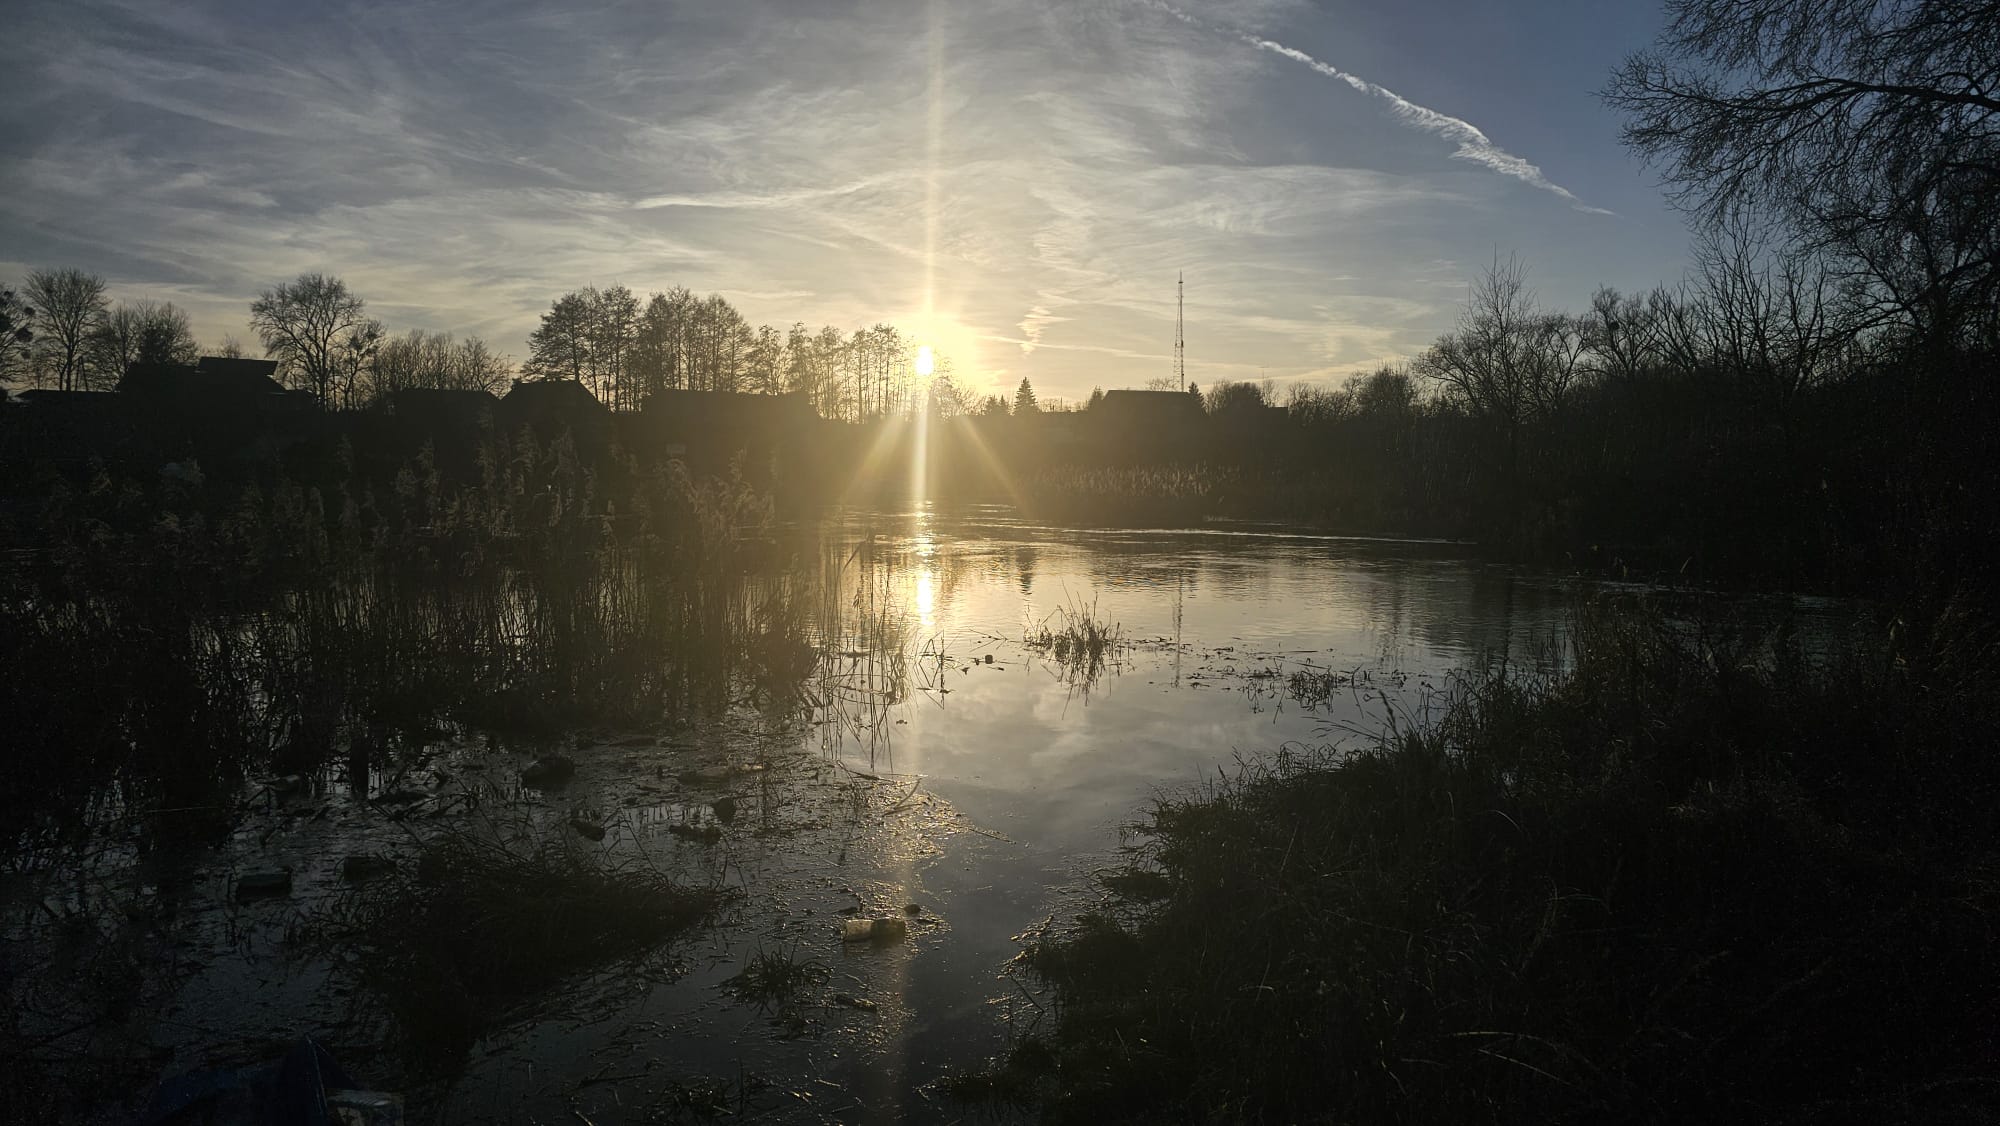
[839, 414, 910, 508]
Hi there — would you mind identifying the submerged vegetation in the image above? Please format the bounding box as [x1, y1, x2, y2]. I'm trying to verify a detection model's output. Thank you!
[312, 821, 730, 1072]
[978, 597, 2000, 1122]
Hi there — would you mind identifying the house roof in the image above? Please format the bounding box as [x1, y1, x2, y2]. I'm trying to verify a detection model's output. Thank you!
[196, 356, 281, 381]
[1099, 389, 1206, 420]
[118, 361, 285, 398]
[501, 379, 605, 412]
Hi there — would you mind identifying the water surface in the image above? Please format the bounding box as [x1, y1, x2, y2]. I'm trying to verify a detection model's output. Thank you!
[19, 506, 1617, 1123]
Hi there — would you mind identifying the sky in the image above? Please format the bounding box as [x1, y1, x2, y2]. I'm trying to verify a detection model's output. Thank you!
[0, 0, 1696, 404]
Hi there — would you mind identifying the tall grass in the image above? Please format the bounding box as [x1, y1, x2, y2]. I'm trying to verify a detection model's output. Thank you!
[977, 595, 2000, 1123]
[1025, 465, 1231, 527]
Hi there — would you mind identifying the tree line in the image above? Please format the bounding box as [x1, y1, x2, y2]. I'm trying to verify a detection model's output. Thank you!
[0, 268, 1004, 424]
[0, 269, 205, 392]
[517, 283, 960, 422]
[0, 268, 512, 411]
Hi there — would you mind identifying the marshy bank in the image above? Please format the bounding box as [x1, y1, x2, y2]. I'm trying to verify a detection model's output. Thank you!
[0, 442, 905, 1119]
[969, 596, 2000, 1123]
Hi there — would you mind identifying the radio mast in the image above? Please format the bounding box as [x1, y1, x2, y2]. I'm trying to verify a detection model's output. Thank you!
[1174, 272, 1186, 389]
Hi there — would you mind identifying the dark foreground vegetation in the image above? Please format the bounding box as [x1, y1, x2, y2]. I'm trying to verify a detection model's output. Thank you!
[969, 597, 1999, 1123]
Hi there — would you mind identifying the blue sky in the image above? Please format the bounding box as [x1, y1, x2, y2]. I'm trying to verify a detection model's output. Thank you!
[0, 0, 1694, 403]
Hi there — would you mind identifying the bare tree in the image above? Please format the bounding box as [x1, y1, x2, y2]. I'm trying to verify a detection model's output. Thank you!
[1584, 286, 1661, 382]
[451, 338, 513, 395]
[747, 324, 784, 395]
[0, 283, 35, 383]
[1351, 368, 1419, 420]
[1416, 258, 1588, 510]
[136, 303, 201, 367]
[250, 274, 369, 406]
[365, 329, 513, 404]
[332, 319, 384, 410]
[633, 287, 695, 398]
[25, 268, 109, 391]
[1605, 0, 2000, 341]
[95, 300, 199, 375]
[927, 371, 975, 418]
[591, 285, 639, 407]
[1204, 379, 1276, 415]
[813, 325, 847, 418]
[1686, 221, 1865, 411]
[525, 291, 593, 386]
[1418, 259, 1586, 428]
[525, 287, 643, 404]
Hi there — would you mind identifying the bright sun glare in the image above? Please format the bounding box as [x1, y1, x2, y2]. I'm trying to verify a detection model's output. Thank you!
[915, 344, 935, 377]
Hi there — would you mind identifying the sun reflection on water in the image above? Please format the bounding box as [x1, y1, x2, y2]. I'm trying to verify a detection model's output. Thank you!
[915, 568, 936, 631]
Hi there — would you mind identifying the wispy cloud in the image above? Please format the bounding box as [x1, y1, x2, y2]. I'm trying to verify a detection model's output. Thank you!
[0, 0, 1666, 402]
[1017, 301, 1069, 353]
[1149, 2, 1612, 215]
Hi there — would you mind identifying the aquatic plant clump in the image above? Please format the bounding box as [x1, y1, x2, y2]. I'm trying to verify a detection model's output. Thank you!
[722, 945, 831, 1008]
[1024, 597, 1125, 668]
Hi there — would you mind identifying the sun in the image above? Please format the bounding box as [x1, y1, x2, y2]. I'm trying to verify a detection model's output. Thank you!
[915, 344, 935, 377]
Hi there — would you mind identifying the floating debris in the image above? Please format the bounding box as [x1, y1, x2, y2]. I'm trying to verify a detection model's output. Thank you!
[840, 916, 909, 943]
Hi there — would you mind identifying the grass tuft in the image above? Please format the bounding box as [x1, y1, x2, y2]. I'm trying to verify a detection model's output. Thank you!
[721, 944, 829, 1008]
[1025, 596, 1125, 690]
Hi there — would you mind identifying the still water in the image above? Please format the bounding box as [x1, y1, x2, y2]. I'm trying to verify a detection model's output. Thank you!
[549, 505, 1584, 1123]
[807, 505, 1573, 852]
[45, 507, 1600, 1123]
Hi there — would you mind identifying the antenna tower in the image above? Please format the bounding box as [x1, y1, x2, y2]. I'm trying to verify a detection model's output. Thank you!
[1174, 272, 1186, 387]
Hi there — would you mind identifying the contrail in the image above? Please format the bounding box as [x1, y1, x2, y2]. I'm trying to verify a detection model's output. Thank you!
[1151, 3, 1611, 215]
